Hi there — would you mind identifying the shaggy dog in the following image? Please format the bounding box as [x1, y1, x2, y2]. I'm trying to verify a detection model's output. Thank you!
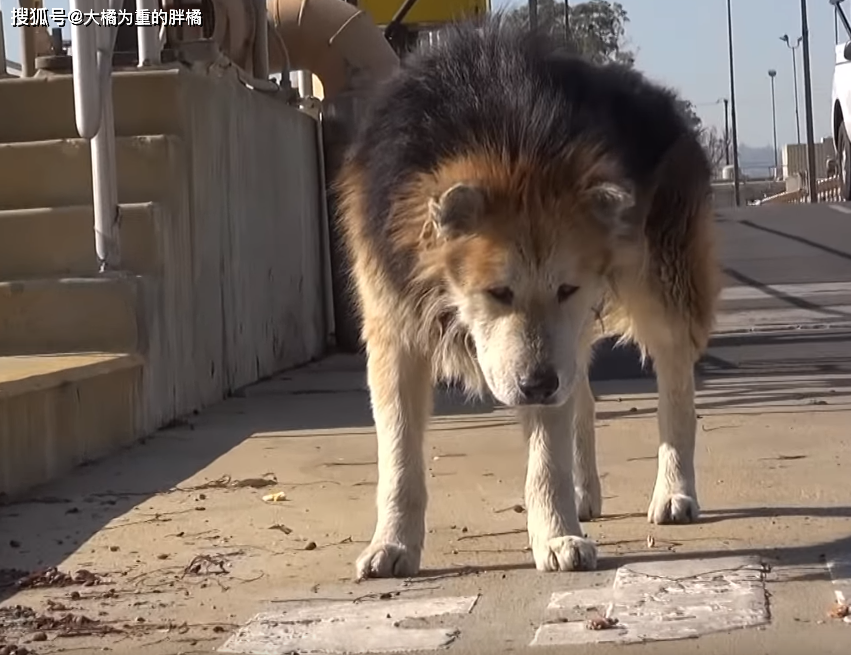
[335, 15, 721, 579]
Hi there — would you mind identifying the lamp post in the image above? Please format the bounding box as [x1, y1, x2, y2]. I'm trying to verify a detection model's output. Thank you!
[780, 33, 803, 144]
[799, 0, 818, 203]
[529, 0, 537, 30]
[768, 69, 779, 178]
[722, 98, 730, 165]
[564, 1, 570, 44]
[726, 0, 741, 206]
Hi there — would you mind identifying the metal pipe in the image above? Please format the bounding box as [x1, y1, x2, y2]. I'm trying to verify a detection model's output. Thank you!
[70, 0, 101, 138]
[384, 0, 420, 38]
[253, 0, 269, 79]
[781, 34, 803, 144]
[137, 0, 162, 66]
[799, 0, 818, 203]
[723, 98, 730, 166]
[563, 0, 570, 44]
[831, 0, 851, 39]
[0, 10, 8, 77]
[769, 70, 779, 179]
[297, 70, 314, 97]
[725, 0, 741, 207]
[19, 0, 37, 77]
[92, 0, 122, 270]
[314, 112, 337, 347]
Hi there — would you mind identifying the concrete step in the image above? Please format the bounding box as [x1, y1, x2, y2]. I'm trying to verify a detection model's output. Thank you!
[0, 69, 182, 143]
[0, 135, 182, 210]
[0, 275, 147, 356]
[0, 352, 143, 498]
[0, 203, 160, 279]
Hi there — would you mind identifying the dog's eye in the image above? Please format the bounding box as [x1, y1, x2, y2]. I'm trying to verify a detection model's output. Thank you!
[557, 284, 579, 303]
[486, 287, 514, 305]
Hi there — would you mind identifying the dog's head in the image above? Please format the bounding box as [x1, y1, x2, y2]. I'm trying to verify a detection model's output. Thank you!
[417, 154, 643, 407]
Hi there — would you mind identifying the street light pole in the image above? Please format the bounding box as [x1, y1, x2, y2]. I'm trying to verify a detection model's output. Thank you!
[564, 1, 570, 44]
[799, 0, 819, 203]
[768, 70, 779, 178]
[723, 98, 730, 166]
[529, 0, 537, 31]
[781, 34, 803, 144]
[726, 0, 741, 206]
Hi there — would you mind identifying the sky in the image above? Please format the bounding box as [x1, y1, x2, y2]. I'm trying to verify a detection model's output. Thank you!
[0, 0, 843, 149]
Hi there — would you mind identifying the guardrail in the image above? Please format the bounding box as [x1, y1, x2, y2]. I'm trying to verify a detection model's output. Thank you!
[753, 175, 843, 205]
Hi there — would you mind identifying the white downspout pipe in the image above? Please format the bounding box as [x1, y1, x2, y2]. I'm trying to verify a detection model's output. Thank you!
[136, 0, 162, 66]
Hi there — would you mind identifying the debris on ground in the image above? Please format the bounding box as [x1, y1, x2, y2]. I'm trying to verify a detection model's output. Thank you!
[0, 604, 119, 640]
[183, 554, 230, 576]
[828, 601, 850, 620]
[179, 474, 278, 492]
[268, 523, 293, 534]
[0, 570, 29, 590]
[494, 504, 525, 514]
[0, 643, 33, 655]
[262, 491, 288, 502]
[12, 567, 103, 590]
[646, 534, 656, 549]
[585, 615, 620, 630]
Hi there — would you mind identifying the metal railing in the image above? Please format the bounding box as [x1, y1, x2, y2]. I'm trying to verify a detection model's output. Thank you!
[754, 175, 843, 205]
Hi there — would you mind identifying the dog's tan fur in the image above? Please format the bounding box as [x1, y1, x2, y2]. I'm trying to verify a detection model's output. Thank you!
[336, 21, 721, 580]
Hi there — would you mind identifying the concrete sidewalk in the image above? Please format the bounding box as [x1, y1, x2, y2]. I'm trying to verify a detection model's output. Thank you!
[1, 350, 851, 655]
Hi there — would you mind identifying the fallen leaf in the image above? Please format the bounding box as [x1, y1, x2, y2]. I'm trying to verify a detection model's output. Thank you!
[268, 524, 293, 534]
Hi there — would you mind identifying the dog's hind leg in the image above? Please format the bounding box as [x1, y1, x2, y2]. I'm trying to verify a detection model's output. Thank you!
[573, 369, 602, 521]
[356, 335, 433, 580]
[520, 400, 598, 573]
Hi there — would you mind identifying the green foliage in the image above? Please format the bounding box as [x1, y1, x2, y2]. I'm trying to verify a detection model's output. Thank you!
[507, 0, 633, 65]
[508, 2, 717, 167]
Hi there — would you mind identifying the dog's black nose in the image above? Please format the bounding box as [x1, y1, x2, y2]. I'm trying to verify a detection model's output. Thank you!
[518, 368, 559, 404]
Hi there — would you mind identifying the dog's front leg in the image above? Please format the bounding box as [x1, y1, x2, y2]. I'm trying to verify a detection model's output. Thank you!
[356, 339, 433, 580]
[519, 401, 598, 572]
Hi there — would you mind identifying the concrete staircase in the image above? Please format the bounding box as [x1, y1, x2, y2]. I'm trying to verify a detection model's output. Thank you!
[0, 72, 173, 498]
[0, 66, 329, 500]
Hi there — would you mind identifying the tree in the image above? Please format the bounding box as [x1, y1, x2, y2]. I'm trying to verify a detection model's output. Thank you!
[508, 1, 720, 175]
[507, 0, 634, 65]
[698, 126, 729, 175]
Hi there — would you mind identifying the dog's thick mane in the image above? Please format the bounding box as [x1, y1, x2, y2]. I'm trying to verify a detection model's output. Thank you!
[335, 13, 714, 390]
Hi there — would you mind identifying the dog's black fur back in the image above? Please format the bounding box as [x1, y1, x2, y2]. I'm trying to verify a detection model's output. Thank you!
[346, 14, 709, 239]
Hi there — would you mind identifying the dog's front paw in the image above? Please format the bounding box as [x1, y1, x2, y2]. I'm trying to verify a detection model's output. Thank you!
[532, 535, 598, 572]
[356, 541, 421, 580]
[647, 491, 699, 524]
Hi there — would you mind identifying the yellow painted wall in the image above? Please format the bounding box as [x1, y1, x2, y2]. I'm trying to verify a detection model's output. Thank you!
[357, 0, 489, 26]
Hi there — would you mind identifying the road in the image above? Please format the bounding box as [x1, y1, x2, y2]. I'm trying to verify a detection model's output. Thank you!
[592, 201, 851, 380]
[0, 202, 850, 655]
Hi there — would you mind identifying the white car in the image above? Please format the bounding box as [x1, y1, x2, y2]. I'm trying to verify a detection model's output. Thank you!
[832, 4, 851, 199]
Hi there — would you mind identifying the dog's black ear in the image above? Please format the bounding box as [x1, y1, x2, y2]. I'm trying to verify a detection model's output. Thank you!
[587, 182, 639, 237]
[429, 183, 485, 238]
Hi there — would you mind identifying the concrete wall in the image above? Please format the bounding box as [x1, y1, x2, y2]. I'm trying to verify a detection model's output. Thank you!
[137, 68, 327, 433]
[782, 139, 837, 180]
